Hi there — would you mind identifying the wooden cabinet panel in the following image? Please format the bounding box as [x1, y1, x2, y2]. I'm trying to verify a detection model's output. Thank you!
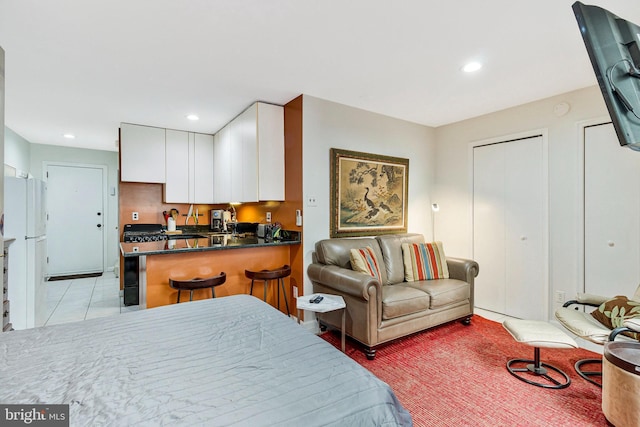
[146, 246, 291, 310]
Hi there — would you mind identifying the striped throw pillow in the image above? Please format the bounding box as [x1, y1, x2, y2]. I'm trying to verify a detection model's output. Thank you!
[350, 247, 382, 280]
[402, 242, 449, 281]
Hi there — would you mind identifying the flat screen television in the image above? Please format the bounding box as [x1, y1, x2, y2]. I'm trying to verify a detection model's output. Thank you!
[573, 2, 640, 150]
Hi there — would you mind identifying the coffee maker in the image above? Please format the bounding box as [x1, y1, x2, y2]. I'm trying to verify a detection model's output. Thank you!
[210, 209, 225, 232]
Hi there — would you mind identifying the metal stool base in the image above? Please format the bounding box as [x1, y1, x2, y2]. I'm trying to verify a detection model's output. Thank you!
[575, 358, 602, 387]
[506, 347, 571, 389]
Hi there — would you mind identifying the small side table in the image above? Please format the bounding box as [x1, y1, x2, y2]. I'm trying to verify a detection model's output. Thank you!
[297, 293, 346, 352]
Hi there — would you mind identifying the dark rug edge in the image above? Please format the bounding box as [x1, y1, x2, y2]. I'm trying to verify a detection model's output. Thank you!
[47, 272, 103, 281]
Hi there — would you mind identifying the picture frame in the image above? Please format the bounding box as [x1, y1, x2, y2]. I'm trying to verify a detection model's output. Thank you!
[330, 148, 409, 238]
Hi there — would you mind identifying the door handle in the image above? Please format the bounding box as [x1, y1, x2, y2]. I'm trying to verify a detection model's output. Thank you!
[97, 224, 102, 228]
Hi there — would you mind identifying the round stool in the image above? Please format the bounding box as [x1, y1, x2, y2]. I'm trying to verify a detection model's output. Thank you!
[169, 272, 226, 303]
[602, 341, 640, 427]
[503, 319, 578, 389]
[245, 265, 291, 316]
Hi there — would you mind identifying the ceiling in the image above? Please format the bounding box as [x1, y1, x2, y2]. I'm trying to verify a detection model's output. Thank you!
[1, 0, 638, 152]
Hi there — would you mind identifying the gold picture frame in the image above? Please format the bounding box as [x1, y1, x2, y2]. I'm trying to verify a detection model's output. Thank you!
[330, 148, 409, 237]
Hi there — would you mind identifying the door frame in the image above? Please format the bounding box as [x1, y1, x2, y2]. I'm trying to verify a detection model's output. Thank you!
[43, 161, 109, 274]
[468, 129, 550, 319]
[576, 117, 616, 296]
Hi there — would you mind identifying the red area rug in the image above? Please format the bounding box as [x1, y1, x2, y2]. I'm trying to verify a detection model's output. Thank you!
[320, 315, 607, 426]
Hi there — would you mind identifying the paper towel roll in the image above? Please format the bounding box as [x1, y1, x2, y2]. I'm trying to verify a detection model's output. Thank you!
[167, 217, 176, 232]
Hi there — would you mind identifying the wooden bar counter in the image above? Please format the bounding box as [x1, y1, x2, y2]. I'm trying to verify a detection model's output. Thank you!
[120, 234, 300, 312]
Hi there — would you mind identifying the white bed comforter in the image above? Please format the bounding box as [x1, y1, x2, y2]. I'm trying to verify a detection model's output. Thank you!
[0, 295, 412, 426]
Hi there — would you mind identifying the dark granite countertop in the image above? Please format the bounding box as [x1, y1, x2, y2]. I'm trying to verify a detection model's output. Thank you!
[120, 232, 300, 257]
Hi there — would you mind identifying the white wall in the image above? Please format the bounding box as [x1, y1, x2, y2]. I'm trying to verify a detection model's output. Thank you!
[4, 127, 31, 175]
[301, 95, 436, 294]
[434, 85, 610, 320]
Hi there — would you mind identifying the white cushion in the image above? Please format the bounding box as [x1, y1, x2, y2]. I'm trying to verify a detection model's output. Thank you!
[503, 319, 577, 349]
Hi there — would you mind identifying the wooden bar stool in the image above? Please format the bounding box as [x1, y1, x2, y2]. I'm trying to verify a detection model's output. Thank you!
[169, 272, 226, 303]
[245, 265, 291, 316]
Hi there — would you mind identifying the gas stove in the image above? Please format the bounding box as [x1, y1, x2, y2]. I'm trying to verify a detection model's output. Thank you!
[122, 224, 168, 243]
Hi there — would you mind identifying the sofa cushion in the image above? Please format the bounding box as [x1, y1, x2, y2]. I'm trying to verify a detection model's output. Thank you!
[350, 247, 382, 280]
[376, 233, 424, 285]
[402, 241, 449, 281]
[405, 279, 469, 309]
[314, 237, 388, 285]
[382, 285, 431, 320]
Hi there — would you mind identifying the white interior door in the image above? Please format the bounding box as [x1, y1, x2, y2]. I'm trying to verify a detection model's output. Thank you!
[473, 143, 506, 313]
[46, 164, 104, 276]
[584, 123, 640, 298]
[504, 137, 545, 320]
[473, 135, 547, 320]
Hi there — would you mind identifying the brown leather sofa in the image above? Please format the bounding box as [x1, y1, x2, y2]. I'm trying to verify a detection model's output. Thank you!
[307, 233, 479, 359]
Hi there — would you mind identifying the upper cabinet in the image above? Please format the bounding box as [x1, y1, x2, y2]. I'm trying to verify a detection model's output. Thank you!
[164, 129, 190, 202]
[164, 130, 214, 204]
[120, 123, 166, 183]
[213, 125, 232, 203]
[120, 101, 283, 203]
[256, 102, 285, 201]
[193, 133, 215, 203]
[213, 102, 284, 203]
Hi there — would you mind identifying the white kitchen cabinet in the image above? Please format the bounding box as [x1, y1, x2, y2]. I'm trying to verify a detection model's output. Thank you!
[164, 130, 214, 204]
[256, 102, 284, 201]
[213, 125, 232, 203]
[120, 123, 166, 183]
[213, 102, 284, 203]
[164, 129, 191, 203]
[193, 133, 215, 203]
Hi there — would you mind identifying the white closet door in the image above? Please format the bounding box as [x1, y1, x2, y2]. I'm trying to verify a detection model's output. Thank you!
[473, 135, 546, 320]
[504, 137, 545, 320]
[473, 143, 507, 314]
[585, 123, 640, 298]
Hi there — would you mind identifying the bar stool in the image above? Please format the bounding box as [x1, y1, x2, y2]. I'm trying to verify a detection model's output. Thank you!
[245, 265, 291, 316]
[169, 272, 226, 303]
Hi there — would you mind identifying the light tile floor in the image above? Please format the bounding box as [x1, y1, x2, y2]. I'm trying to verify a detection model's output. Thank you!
[45, 271, 138, 326]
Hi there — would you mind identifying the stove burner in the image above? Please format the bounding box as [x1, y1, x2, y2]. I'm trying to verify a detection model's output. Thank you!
[122, 223, 168, 243]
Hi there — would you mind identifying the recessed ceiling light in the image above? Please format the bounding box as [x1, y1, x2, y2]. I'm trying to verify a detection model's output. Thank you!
[186, 114, 199, 121]
[63, 133, 75, 139]
[462, 61, 482, 73]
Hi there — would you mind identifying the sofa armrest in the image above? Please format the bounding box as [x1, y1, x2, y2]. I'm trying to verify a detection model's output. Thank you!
[446, 257, 479, 283]
[307, 263, 381, 301]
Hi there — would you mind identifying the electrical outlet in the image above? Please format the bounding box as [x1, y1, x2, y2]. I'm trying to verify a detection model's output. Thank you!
[296, 209, 302, 226]
[132, 212, 139, 221]
[554, 290, 566, 304]
[307, 196, 318, 207]
[293, 285, 298, 299]
[266, 212, 272, 223]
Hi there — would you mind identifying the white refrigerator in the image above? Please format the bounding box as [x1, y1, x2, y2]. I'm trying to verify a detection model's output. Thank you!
[4, 176, 47, 329]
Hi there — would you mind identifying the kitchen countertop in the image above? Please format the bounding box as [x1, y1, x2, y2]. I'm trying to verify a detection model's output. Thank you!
[120, 233, 300, 257]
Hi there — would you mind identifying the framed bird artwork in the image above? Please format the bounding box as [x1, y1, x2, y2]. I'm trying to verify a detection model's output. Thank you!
[330, 148, 409, 237]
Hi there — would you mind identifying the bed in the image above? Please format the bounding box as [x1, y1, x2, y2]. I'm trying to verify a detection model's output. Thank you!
[0, 295, 412, 426]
